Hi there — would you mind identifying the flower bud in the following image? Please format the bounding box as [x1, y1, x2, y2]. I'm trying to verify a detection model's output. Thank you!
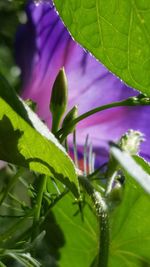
[119, 129, 144, 155]
[108, 181, 123, 203]
[62, 105, 78, 135]
[50, 68, 68, 133]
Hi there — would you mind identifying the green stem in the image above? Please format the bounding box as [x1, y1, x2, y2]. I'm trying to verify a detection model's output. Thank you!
[74, 100, 125, 125]
[34, 175, 47, 223]
[42, 188, 69, 223]
[79, 176, 109, 267]
[51, 116, 61, 134]
[32, 175, 47, 241]
[73, 130, 79, 168]
[14, 189, 69, 245]
[64, 138, 69, 153]
[0, 167, 24, 206]
[56, 97, 149, 138]
[99, 212, 109, 267]
[92, 191, 109, 267]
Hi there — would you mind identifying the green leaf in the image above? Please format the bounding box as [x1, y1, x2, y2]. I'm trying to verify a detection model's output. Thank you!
[51, 193, 98, 267]
[110, 145, 150, 194]
[54, 0, 150, 95]
[109, 175, 150, 267]
[47, 184, 150, 267]
[0, 74, 79, 197]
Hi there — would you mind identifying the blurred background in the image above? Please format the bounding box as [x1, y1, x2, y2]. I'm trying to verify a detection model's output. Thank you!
[0, 0, 25, 91]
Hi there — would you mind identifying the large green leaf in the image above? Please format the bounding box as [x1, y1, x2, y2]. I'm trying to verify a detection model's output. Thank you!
[109, 154, 150, 266]
[0, 75, 79, 197]
[109, 175, 150, 267]
[51, 193, 98, 267]
[54, 0, 150, 95]
[50, 173, 150, 266]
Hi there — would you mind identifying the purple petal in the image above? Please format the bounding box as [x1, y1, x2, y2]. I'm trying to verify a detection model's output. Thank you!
[16, 0, 150, 163]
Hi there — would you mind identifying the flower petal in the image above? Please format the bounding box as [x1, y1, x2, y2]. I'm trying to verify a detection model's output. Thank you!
[16, 1, 150, 162]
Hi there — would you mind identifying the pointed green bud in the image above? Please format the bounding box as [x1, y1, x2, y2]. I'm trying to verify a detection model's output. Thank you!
[119, 129, 144, 155]
[50, 68, 68, 133]
[62, 105, 78, 135]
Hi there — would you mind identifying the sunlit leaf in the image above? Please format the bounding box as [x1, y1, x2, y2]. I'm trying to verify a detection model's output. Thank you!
[54, 0, 150, 95]
[110, 175, 150, 267]
[51, 193, 98, 267]
[0, 74, 79, 197]
[48, 182, 150, 267]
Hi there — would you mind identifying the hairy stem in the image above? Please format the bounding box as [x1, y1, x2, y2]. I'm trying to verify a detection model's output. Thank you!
[79, 176, 109, 267]
[93, 191, 109, 267]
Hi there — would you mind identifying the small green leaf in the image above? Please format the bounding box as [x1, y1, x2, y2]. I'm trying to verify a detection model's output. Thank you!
[54, 0, 150, 95]
[110, 144, 150, 194]
[0, 74, 79, 197]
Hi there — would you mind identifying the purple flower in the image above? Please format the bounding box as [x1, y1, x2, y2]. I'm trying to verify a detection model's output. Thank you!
[16, 0, 150, 165]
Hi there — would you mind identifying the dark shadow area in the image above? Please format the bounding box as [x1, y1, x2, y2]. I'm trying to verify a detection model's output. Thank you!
[0, 115, 28, 167]
[33, 211, 66, 267]
[142, 262, 150, 267]
[44, 211, 65, 259]
[0, 74, 33, 125]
